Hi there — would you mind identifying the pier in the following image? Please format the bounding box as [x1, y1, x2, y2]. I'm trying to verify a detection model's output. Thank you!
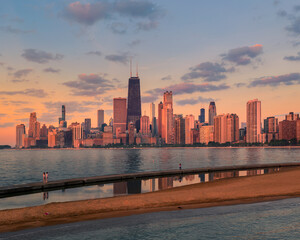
[1, 162, 300, 198]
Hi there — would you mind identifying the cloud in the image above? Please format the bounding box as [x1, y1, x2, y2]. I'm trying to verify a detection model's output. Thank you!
[128, 39, 141, 47]
[63, 73, 116, 96]
[0, 25, 34, 34]
[44, 67, 61, 73]
[0, 113, 7, 117]
[294, 5, 300, 11]
[13, 69, 33, 78]
[62, 1, 112, 25]
[286, 17, 300, 35]
[277, 10, 287, 17]
[22, 49, 63, 64]
[114, 0, 163, 19]
[221, 44, 263, 65]
[144, 83, 230, 103]
[61, 0, 164, 31]
[235, 82, 247, 88]
[249, 73, 300, 87]
[142, 95, 159, 103]
[11, 79, 29, 83]
[110, 22, 127, 34]
[137, 21, 158, 31]
[16, 108, 35, 113]
[86, 51, 102, 56]
[176, 96, 214, 106]
[181, 62, 234, 82]
[284, 52, 300, 61]
[105, 53, 129, 64]
[0, 122, 14, 128]
[0, 88, 48, 98]
[1, 100, 29, 105]
[161, 75, 172, 81]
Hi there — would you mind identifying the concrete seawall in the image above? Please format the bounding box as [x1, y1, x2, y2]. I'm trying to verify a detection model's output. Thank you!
[1, 162, 300, 198]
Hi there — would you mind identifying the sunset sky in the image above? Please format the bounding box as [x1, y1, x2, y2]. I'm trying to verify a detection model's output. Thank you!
[1, 0, 300, 146]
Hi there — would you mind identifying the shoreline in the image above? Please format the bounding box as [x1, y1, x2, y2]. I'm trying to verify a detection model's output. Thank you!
[0, 167, 300, 233]
[5, 145, 300, 150]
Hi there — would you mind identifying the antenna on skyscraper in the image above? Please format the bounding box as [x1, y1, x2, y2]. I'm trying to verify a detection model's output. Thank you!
[130, 57, 132, 77]
[136, 62, 139, 77]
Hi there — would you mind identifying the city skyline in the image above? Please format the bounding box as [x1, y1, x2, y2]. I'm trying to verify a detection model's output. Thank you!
[1, 0, 300, 146]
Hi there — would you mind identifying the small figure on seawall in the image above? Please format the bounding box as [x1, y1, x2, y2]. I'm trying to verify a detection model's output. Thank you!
[43, 172, 46, 183]
[46, 172, 48, 183]
[179, 163, 182, 170]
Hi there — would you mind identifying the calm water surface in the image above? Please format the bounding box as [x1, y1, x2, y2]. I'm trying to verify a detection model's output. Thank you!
[0, 148, 299, 186]
[1, 168, 276, 210]
[1, 197, 299, 240]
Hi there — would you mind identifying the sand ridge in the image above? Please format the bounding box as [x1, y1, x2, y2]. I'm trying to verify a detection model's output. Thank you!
[0, 167, 300, 233]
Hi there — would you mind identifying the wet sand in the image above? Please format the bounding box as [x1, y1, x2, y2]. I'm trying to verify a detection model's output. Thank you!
[1, 167, 300, 233]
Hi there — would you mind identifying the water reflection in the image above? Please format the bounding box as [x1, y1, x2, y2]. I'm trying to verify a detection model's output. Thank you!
[0, 167, 282, 210]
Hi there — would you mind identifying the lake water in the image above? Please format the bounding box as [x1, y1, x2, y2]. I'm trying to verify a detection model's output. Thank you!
[1, 197, 299, 240]
[0, 148, 299, 187]
[0, 168, 279, 210]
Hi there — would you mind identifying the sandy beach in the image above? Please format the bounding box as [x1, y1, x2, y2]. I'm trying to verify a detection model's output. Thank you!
[1, 167, 300, 233]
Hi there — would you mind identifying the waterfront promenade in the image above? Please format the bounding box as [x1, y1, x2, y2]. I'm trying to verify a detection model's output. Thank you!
[1, 162, 300, 197]
[0, 164, 300, 233]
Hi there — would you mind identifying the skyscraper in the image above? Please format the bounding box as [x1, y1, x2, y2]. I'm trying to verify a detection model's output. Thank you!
[140, 115, 150, 135]
[150, 103, 155, 125]
[264, 117, 278, 133]
[71, 122, 82, 147]
[214, 114, 239, 143]
[28, 112, 37, 138]
[113, 98, 127, 134]
[58, 105, 67, 128]
[84, 118, 91, 138]
[199, 108, 205, 123]
[209, 102, 216, 126]
[161, 91, 174, 144]
[97, 109, 104, 129]
[174, 115, 185, 144]
[158, 102, 163, 137]
[185, 114, 195, 144]
[16, 124, 26, 148]
[246, 99, 261, 143]
[127, 74, 141, 131]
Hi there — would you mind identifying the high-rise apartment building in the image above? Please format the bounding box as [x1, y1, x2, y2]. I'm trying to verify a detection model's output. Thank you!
[28, 112, 37, 138]
[246, 99, 261, 143]
[285, 112, 300, 121]
[84, 118, 91, 137]
[279, 120, 296, 140]
[113, 98, 127, 134]
[97, 109, 104, 129]
[150, 103, 155, 125]
[185, 114, 195, 144]
[209, 102, 216, 126]
[158, 102, 163, 137]
[214, 114, 239, 143]
[174, 115, 185, 145]
[140, 115, 150, 135]
[16, 124, 26, 148]
[199, 108, 205, 123]
[71, 122, 82, 147]
[40, 124, 48, 140]
[199, 125, 214, 145]
[127, 75, 141, 131]
[161, 91, 174, 144]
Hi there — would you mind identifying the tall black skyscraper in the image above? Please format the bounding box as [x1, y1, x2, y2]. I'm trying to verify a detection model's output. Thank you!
[127, 74, 141, 132]
[199, 108, 205, 123]
[209, 101, 216, 126]
[59, 105, 67, 127]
